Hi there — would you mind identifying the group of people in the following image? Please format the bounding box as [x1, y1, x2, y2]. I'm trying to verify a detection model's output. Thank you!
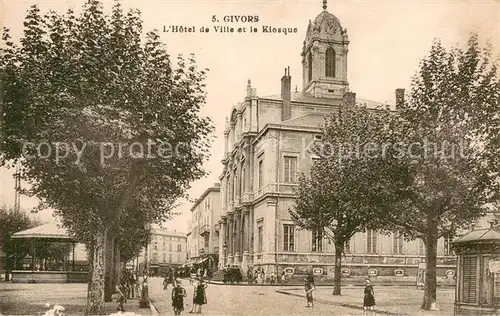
[222, 265, 243, 283]
[115, 269, 145, 312]
[167, 277, 208, 315]
[246, 268, 287, 284]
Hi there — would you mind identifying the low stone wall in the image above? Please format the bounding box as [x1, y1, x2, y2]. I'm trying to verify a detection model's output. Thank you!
[11, 271, 88, 283]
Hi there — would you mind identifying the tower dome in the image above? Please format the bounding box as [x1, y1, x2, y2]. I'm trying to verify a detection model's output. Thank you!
[304, 6, 345, 48]
[300, 0, 350, 98]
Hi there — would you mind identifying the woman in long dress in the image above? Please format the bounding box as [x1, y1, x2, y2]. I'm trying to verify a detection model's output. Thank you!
[191, 278, 207, 314]
[172, 280, 187, 315]
[363, 278, 376, 316]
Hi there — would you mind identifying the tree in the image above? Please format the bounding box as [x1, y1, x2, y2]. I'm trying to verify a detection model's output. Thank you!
[381, 35, 500, 310]
[290, 103, 401, 295]
[1, 1, 213, 314]
[0, 206, 32, 281]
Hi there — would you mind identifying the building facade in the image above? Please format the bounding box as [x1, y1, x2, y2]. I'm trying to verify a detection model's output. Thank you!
[188, 184, 221, 269]
[216, 4, 456, 277]
[145, 228, 187, 275]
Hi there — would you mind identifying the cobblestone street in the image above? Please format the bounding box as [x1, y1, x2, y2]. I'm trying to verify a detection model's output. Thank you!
[148, 277, 360, 315]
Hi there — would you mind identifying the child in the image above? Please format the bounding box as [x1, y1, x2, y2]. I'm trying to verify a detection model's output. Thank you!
[363, 278, 376, 316]
[115, 283, 126, 312]
[172, 280, 187, 315]
[304, 277, 315, 307]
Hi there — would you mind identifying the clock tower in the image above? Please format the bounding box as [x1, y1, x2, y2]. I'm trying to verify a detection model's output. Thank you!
[301, 0, 350, 99]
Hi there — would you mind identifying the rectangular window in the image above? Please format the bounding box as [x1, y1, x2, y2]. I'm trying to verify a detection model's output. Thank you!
[257, 225, 263, 253]
[418, 239, 425, 256]
[284, 156, 297, 183]
[462, 256, 477, 303]
[241, 167, 245, 196]
[311, 229, 323, 252]
[444, 236, 454, 256]
[283, 224, 295, 251]
[393, 231, 404, 254]
[204, 236, 209, 249]
[344, 240, 351, 253]
[228, 175, 233, 202]
[234, 173, 238, 200]
[163, 253, 166, 262]
[169, 243, 172, 252]
[258, 159, 264, 189]
[225, 176, 230, 205]
[177, 253, 181, 263]
[366, 229, 377, 254]
[169, 253, 172, 263]
[177, 244, 182, 252]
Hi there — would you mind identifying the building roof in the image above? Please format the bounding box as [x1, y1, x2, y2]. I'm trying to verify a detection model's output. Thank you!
[153, 229, 187, 238]
[189, 184, 220, 212]
[259, 92, 389, 109]
[281, 112, 327, 127]
[11, 222, 75, 240]
[453, 227, 500, 245]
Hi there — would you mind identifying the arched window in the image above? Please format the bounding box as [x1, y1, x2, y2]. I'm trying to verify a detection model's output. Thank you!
[325, 48, 335, 78]
[308, 52, 312, 82]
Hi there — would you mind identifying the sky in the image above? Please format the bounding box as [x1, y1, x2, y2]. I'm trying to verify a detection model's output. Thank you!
[1, 0, 499, 233]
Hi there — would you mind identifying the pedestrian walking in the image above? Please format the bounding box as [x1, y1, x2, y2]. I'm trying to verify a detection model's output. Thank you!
[304, 270, 316, 307]
[363, 278, 376, 316]
[189, 278, 207, 313]
[115, 282, 126, 312]
[172, 280, 187, 315]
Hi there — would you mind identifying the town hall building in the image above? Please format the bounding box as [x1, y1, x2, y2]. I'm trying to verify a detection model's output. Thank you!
[190, 1, 457, 279]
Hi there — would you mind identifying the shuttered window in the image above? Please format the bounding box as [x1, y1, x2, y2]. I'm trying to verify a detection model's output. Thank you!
[284, 156, 297, 183]
[462, 256, 477, 303]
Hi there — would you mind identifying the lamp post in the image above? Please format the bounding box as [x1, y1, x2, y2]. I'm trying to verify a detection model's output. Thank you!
[223, 242, 227, 267]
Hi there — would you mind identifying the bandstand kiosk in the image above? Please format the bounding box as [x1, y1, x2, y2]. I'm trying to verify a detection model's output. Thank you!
[453, 221, 500, 315]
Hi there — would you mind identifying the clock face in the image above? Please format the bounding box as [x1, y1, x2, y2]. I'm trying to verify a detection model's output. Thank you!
[325, 21, 337, 35]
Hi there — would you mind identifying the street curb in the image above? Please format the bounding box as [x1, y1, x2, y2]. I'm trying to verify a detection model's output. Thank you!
[275, 290, 403, 315]
[205, 281, 452, 287]
[149, 300, 159, 316]
[207, 281, 436, 287]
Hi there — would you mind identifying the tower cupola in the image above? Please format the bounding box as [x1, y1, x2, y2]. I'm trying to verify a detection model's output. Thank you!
[301, 0, 350, 99]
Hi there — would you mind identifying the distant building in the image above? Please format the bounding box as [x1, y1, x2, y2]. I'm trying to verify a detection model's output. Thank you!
[143, 228, 187, 275]
[187, 184, 221, 270]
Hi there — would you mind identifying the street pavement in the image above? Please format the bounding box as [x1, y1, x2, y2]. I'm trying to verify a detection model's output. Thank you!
[149, 277, 376, 315]
[148, 277, 455, 316]
[0, 282, 152, 315]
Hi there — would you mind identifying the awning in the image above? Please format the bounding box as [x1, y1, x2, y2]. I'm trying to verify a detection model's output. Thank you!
[196, 258, 209, 264]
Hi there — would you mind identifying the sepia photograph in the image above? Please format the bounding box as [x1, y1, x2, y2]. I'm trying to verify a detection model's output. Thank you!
[0, 0, 499, 315]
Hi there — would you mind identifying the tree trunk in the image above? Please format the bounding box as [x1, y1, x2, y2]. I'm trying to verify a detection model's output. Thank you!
[5, 254, 11, 281]
[113, 242, 121, 289]
[4, 236, 12, 281]
[421, 219, 438, 310]
[86, 228, 106, 315]
[104, 233, 115, 302]
[332, 240, 343, 295]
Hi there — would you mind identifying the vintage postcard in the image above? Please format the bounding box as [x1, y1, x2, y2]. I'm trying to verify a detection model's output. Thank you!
[1, 0, 499, 315]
